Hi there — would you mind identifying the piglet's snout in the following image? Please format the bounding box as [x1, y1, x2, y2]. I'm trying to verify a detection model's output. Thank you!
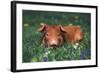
[50, 44, 57, 48]
[49, 39, 59, 48]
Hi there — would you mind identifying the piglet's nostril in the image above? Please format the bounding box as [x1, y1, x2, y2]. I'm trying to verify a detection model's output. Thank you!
[50, 44, 57, 48]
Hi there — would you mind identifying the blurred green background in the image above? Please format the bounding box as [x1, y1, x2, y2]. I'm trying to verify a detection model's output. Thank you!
[22, 10, 91, 63]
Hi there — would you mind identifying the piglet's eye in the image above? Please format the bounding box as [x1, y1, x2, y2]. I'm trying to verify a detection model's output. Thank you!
[57, 33, 61, 36]
[46, 33, 49, 36]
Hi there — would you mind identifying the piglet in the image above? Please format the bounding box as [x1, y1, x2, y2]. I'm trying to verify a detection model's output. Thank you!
[38, 23, 63, 48]
[60, 25, 83, 49]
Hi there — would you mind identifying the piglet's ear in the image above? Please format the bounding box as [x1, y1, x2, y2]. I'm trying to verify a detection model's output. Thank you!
[38, 23, 47, 32]
[60, 25, 66, 32]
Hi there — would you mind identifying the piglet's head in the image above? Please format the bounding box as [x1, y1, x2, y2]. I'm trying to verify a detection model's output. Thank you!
[38, 23, 63, 48]
[60, 25, 83, 44]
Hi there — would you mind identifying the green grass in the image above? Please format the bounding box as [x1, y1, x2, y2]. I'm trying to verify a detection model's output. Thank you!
[22, 10, 91, 63]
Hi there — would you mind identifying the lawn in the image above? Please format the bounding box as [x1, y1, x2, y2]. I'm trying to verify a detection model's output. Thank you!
[22, 10, 91, 62]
